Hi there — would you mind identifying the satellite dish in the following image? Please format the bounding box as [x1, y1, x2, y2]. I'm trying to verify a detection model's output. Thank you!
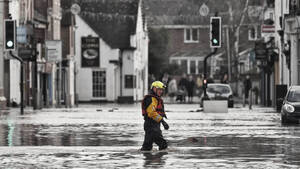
[71, 3, 81, 15]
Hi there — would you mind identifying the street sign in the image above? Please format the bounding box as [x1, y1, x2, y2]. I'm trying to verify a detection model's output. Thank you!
[255, 40, 267, 60]
[81, 37, 99, 67]
[45, 40, 62, 62]
[261, 25, 275, 33]
[199, 3, 209, 16]
[18, 47, 35, 61]
[17, 26, 27, 44]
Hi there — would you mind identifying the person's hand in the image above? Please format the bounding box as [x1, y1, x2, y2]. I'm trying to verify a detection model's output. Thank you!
[161, 120, 169, 130]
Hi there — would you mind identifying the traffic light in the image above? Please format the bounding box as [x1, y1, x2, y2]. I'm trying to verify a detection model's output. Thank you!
[203, 79, 207, 89]
[210, 17, 221, 48]
[4, 19, 16, 51]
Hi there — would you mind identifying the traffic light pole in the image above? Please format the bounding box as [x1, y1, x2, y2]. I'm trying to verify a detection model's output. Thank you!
[203, 48, 218, 98]
[9, 51, 24, 115]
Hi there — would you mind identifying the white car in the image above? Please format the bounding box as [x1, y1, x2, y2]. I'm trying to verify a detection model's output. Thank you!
[200, 83, 234, 108]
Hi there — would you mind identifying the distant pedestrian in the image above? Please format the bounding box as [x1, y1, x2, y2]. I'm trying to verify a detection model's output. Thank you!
[168, 77, 177, 103]
[196, 75, 203, 97]
[186, 75, 195, 103]
[161, 73, 170, 95]
[244, 75, 252, 99]
[178, 73, 188, 90]
[221, 73, 228, 84]
[177, 73, 188, 102]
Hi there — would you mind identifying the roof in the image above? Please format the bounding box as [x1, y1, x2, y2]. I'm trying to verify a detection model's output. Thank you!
[62, 0, 139, 49]
[144, 0, 263, 26]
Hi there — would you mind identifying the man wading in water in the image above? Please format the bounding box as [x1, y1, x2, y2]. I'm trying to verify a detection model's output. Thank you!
[140, 81, 169, 151]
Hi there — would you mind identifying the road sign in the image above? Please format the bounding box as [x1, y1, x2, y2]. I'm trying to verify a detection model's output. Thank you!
[18, 47, 35, 61]
[45, 40, 62, 62]
[199, 3, 209, 16]
[261, 25, 275, 33]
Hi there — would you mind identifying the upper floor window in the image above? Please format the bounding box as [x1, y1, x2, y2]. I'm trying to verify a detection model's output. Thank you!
[184, 28, 199, 43]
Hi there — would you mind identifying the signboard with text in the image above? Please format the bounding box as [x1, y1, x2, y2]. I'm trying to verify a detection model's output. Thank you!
[81, 37, 100, 67]
[18, 47, 35, 61]
[45, 40, 62, 62]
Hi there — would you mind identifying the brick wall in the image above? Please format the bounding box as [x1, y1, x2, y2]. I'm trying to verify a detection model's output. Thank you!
[166, 28, 211, 57]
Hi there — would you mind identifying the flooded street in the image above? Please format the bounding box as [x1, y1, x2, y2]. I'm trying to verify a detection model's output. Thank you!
[1, 104, 300, 168]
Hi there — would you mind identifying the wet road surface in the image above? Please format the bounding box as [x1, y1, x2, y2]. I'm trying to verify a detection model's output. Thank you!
[0, 104, 300, 168]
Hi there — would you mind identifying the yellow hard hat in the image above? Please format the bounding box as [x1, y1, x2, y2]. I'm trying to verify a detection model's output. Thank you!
[151, 81, 166, 89]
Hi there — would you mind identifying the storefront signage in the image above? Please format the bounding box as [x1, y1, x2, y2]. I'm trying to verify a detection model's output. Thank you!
[81, 37, 99, 67]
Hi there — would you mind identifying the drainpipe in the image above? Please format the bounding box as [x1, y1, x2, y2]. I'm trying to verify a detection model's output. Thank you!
[119, 50, 123, 98]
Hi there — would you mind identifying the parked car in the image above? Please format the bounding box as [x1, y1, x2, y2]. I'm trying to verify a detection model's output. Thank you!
[200, 83, 234, 108]
[281, 86, 300, 124]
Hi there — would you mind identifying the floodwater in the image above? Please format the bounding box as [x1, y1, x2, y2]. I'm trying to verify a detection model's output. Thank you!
[0, 104, 300, 168]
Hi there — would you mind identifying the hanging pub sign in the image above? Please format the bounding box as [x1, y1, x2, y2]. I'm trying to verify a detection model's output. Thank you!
[81, 36, 99, 67]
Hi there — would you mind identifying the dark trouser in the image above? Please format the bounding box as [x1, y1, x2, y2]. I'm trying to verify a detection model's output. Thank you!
[141, 130, 168, 151]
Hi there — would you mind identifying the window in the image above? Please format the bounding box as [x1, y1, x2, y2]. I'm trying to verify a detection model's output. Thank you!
[198, 61, 203, 74]
[184, 28, 199, 43]
[181, 60, 188, 73]
[125, 75, 136, 88]
[92, 71, 106, 97]
[248, 26, 257, 41]
[190, 61, 196, 74]
[287, 89, 300, 102]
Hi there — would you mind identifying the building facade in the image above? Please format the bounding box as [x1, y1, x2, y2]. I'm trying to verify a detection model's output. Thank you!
[144, 0, 264, 97]
[73, 0, 148, 102]
[2, 0, 79, 109]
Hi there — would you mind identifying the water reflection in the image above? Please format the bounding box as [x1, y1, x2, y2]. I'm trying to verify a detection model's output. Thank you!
[7, 120, 15, 146]
[0, 123, 138, 146]
[143, 151, 168, 168]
